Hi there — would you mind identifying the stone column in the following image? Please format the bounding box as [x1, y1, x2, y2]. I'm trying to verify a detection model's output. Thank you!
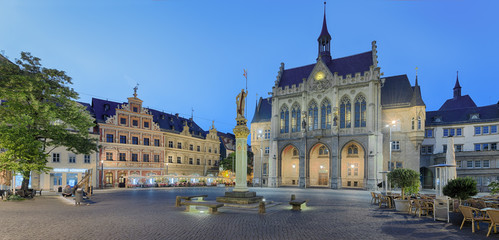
[233, 117, 250, 192]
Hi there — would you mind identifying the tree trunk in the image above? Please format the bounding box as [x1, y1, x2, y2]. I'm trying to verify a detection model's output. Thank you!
[21, 172, 30, 191]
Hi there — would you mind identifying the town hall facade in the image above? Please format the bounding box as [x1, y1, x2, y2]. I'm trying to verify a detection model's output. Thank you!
[251, 9, 425, 190]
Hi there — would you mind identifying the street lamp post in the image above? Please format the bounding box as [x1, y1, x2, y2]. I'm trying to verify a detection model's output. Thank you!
[100, 160, 104, 189]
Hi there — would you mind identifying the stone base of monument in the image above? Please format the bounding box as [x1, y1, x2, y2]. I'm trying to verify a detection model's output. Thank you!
[216, 191, 263, 204]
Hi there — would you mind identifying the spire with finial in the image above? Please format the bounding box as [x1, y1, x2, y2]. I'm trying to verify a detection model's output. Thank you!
[317, 1, 332, 62]
[415, 66, 419, 86]
[453, 71, 461, 99]
[133, 83, 139, 98]
[410, 66, 425, 107]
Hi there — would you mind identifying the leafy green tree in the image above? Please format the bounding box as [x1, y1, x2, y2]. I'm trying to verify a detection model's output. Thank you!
[219, 150, 254, 175]
[388, 168, 420, 200]
[488, 181, 499, 195]
[0, 52, 97, 192]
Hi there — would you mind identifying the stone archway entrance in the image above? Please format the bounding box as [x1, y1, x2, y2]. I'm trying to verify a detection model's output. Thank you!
[340, 142, 365, 188]
[280, 145, 299, 186]
[309, 143, 330, 187]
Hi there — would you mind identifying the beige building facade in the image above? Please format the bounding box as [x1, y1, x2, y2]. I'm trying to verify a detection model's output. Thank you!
[251, 10, 425, 190]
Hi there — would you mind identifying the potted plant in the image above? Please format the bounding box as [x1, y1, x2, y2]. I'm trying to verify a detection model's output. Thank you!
[388, 168, 420, 212]
[443, 177, 478, 225]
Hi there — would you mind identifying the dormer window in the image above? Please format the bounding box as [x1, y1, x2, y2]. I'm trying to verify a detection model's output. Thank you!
[103, 114, 109, 120]
[433, 116, 442, 123]
[470, 113, 480, 120]
[160, 115, 165, 120]
[104, 104, 110, 111]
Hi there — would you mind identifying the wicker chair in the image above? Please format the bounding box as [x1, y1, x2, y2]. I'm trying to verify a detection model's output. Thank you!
[487, 209, 499, 237]
[371, 192, 380, 205]
[459, 205, 489, 233]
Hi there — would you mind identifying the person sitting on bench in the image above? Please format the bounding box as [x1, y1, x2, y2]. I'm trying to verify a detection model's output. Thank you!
[62, 185, 72, 197]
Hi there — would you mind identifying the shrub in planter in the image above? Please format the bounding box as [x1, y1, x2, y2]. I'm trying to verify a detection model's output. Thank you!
[443, 177, 478, 205]
[388, 168, 420, 200]
[443, 177, 478, 225]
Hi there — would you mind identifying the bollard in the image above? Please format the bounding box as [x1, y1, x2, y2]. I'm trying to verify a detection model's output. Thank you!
[291, 194, 296, 201]
[175, 196, 182, 207]
[259, 201, 266, 214]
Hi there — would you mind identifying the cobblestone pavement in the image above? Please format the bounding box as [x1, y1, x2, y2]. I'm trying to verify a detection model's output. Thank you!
[0, 187, 492, 240]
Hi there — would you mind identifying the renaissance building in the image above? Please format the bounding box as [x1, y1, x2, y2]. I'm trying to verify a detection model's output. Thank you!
[251, 8, 425, 189]
[93, 89, 220, 188]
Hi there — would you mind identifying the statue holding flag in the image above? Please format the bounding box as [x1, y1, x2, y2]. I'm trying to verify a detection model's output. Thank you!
[236, 89, 247, 119]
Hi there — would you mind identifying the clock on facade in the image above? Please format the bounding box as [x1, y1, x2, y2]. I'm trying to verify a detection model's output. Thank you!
[314, 71, 325, 81]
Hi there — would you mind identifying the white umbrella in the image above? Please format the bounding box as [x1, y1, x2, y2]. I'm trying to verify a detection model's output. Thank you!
[446, 137, 457, 181]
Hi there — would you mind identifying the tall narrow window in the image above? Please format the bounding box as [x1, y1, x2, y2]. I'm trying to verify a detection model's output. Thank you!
[280, 106, 289, 133]
[417, 116, 422, 130]
[321, 100, 332, 129]
[308, 101, 318, 130]
[354, 95, 366, 128]
[340, 97, 351, 128]
[291, 105, 301, 132]
[411, 118, 415, 130]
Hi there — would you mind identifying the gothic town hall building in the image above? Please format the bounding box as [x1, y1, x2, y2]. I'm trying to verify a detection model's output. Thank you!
[251, 10, 425, 190]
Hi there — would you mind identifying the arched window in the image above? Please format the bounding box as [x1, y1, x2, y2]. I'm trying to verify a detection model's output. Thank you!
[321, 99, 332, 129]
[347, 145, 358, 156]
[319, 146, 329, 156]
[293, 148, 298, 156]
[354, 95, 366, 127]
[340, 97, 351, 128]
[105, 172, 113, 185]
[411, 118, 415, 130]
[417, 116, 422, 130]
[291, 104, 301, 132]
[308, 101, 318, 130]
[280, 106, 289, 133]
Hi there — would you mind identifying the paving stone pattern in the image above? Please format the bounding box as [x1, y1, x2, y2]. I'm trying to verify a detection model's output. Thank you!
[0, 187, 491, 240]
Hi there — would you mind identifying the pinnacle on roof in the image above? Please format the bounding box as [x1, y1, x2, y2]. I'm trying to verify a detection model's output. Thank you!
[317, 2, 331, 42]
[453, 71, 461, 98]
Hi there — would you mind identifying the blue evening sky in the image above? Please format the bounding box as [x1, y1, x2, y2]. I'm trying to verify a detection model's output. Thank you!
[1, 0, 498, 135]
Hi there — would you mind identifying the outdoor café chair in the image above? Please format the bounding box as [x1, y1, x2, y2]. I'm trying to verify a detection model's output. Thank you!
[459, 205, 488, 233]
[487, 209, 499, 237]
[371, 192, 380, 205]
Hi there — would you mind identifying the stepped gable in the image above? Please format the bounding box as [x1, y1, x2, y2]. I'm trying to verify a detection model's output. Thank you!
[90, 97, 206, 137]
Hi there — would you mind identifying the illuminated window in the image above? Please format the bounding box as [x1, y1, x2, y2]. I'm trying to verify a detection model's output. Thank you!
[340, 97, 351, 128]
[105, 172, 113, 185]
[291, 104, 301, 132]
[280, 106, 289, 133]
[321, 99, 332, 129]
[354, 95, 366, 128]
[308, 101, 318, 130]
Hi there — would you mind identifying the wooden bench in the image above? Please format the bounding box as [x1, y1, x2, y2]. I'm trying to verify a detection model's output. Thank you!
[182, 201, 224, 214]
[175, 195, 208, 207]
[289, 200, 308, 211]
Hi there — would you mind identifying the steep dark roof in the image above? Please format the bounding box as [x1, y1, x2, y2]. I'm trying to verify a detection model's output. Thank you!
[438, 95, 477, 111]
[90, 97, 206, 137]
[251, 97, 272, 123]
[381, 75, 425, 108]
[278, 51, 373, 88]
[317, 11, 331, 41]
[426, 103, 499, 126]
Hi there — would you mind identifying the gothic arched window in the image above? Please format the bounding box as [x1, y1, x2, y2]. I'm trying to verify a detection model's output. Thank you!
[321, 99, 332, 129]
[280, 106, 289, 133]
[340, 97, 351, 128]
[347, 145, 358, 156]
[417, 116, 422, 130]
[319, 146, 329, 156]
[291, 104, 301, 132]
[308, 101, 318, 131]
[354, 95, 366, 128]
[411, 117, 415, 130]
